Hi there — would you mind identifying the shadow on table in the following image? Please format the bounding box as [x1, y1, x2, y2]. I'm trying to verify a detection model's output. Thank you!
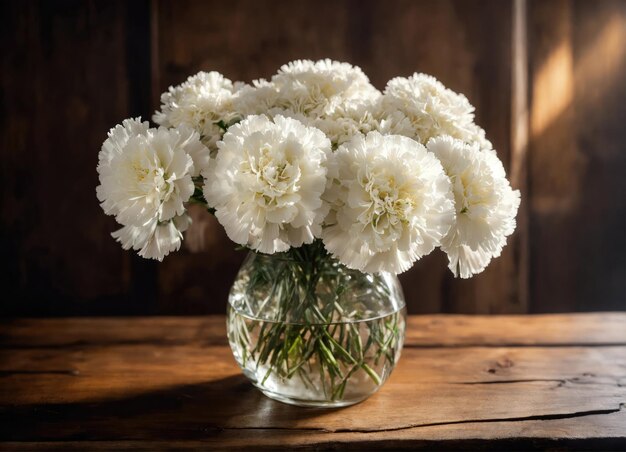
[0, 374, 340, 441]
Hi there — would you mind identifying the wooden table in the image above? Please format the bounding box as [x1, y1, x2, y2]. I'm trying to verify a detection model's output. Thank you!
[1, 314, 625, 450]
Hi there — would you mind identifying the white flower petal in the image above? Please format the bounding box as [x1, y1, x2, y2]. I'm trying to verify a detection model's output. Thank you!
[97, 119, 206, 260]
[112, 214, 190, 262]
[322, 131, 455, 274]
[153, 71, 240, 150]
[381, 73, 478, 145]
[428, 135, 520, 278]
[203, 114, 331, 254]
[97, 122, 198, 226]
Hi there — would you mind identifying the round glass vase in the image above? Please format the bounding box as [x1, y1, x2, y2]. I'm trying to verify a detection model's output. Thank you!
[226, 243, 407, 408]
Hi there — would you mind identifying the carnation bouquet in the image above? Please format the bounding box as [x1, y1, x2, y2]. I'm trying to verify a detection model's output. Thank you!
[97, 60, 520, 407]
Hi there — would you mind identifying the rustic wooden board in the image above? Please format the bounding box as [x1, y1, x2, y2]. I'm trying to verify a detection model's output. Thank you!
[2, 313, 624, 347]
[0, 315, 624, 449]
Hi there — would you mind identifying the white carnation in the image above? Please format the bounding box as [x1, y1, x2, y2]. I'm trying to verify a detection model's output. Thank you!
[112, 214, 191, 261]
[464, 123, 493, 151]
[98, 118, 149, 170]
[311, 98, 382, 146]
[232, 79, 279, 117]
[203, 115, 331, 254]
[97, 119, 201, 229]
[231, 61, 382, 146]
[428, 136, 520, 278]
[381, 73, 476, 144]
[258, 100, 380, 147]
[153, 71, 241, 149]
[177, 124, 212, 177]
[323, 132, 455, 274]
[271, 59, 381, 118]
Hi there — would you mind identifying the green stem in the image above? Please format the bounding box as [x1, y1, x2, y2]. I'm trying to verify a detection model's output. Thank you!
[230, 241, 403, 401]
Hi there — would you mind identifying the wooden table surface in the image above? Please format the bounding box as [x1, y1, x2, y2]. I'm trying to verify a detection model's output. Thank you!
[1, 314, 625, 450]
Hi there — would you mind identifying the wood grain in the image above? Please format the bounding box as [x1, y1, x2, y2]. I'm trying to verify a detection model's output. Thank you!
[0, 315, 624, 449]
[2, 313, 625, 348]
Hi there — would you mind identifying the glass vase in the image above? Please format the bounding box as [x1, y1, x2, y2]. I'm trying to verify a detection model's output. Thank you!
[226, 242, 407, 407]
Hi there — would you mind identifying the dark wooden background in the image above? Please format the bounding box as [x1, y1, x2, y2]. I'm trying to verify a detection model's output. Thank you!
[1, 0, 625, 316]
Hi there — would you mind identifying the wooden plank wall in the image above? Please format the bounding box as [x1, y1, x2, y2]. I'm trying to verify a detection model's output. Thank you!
[1, 0, 624, 316]
[528, 0, 626, 312]
[1, 1, 152, 315]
